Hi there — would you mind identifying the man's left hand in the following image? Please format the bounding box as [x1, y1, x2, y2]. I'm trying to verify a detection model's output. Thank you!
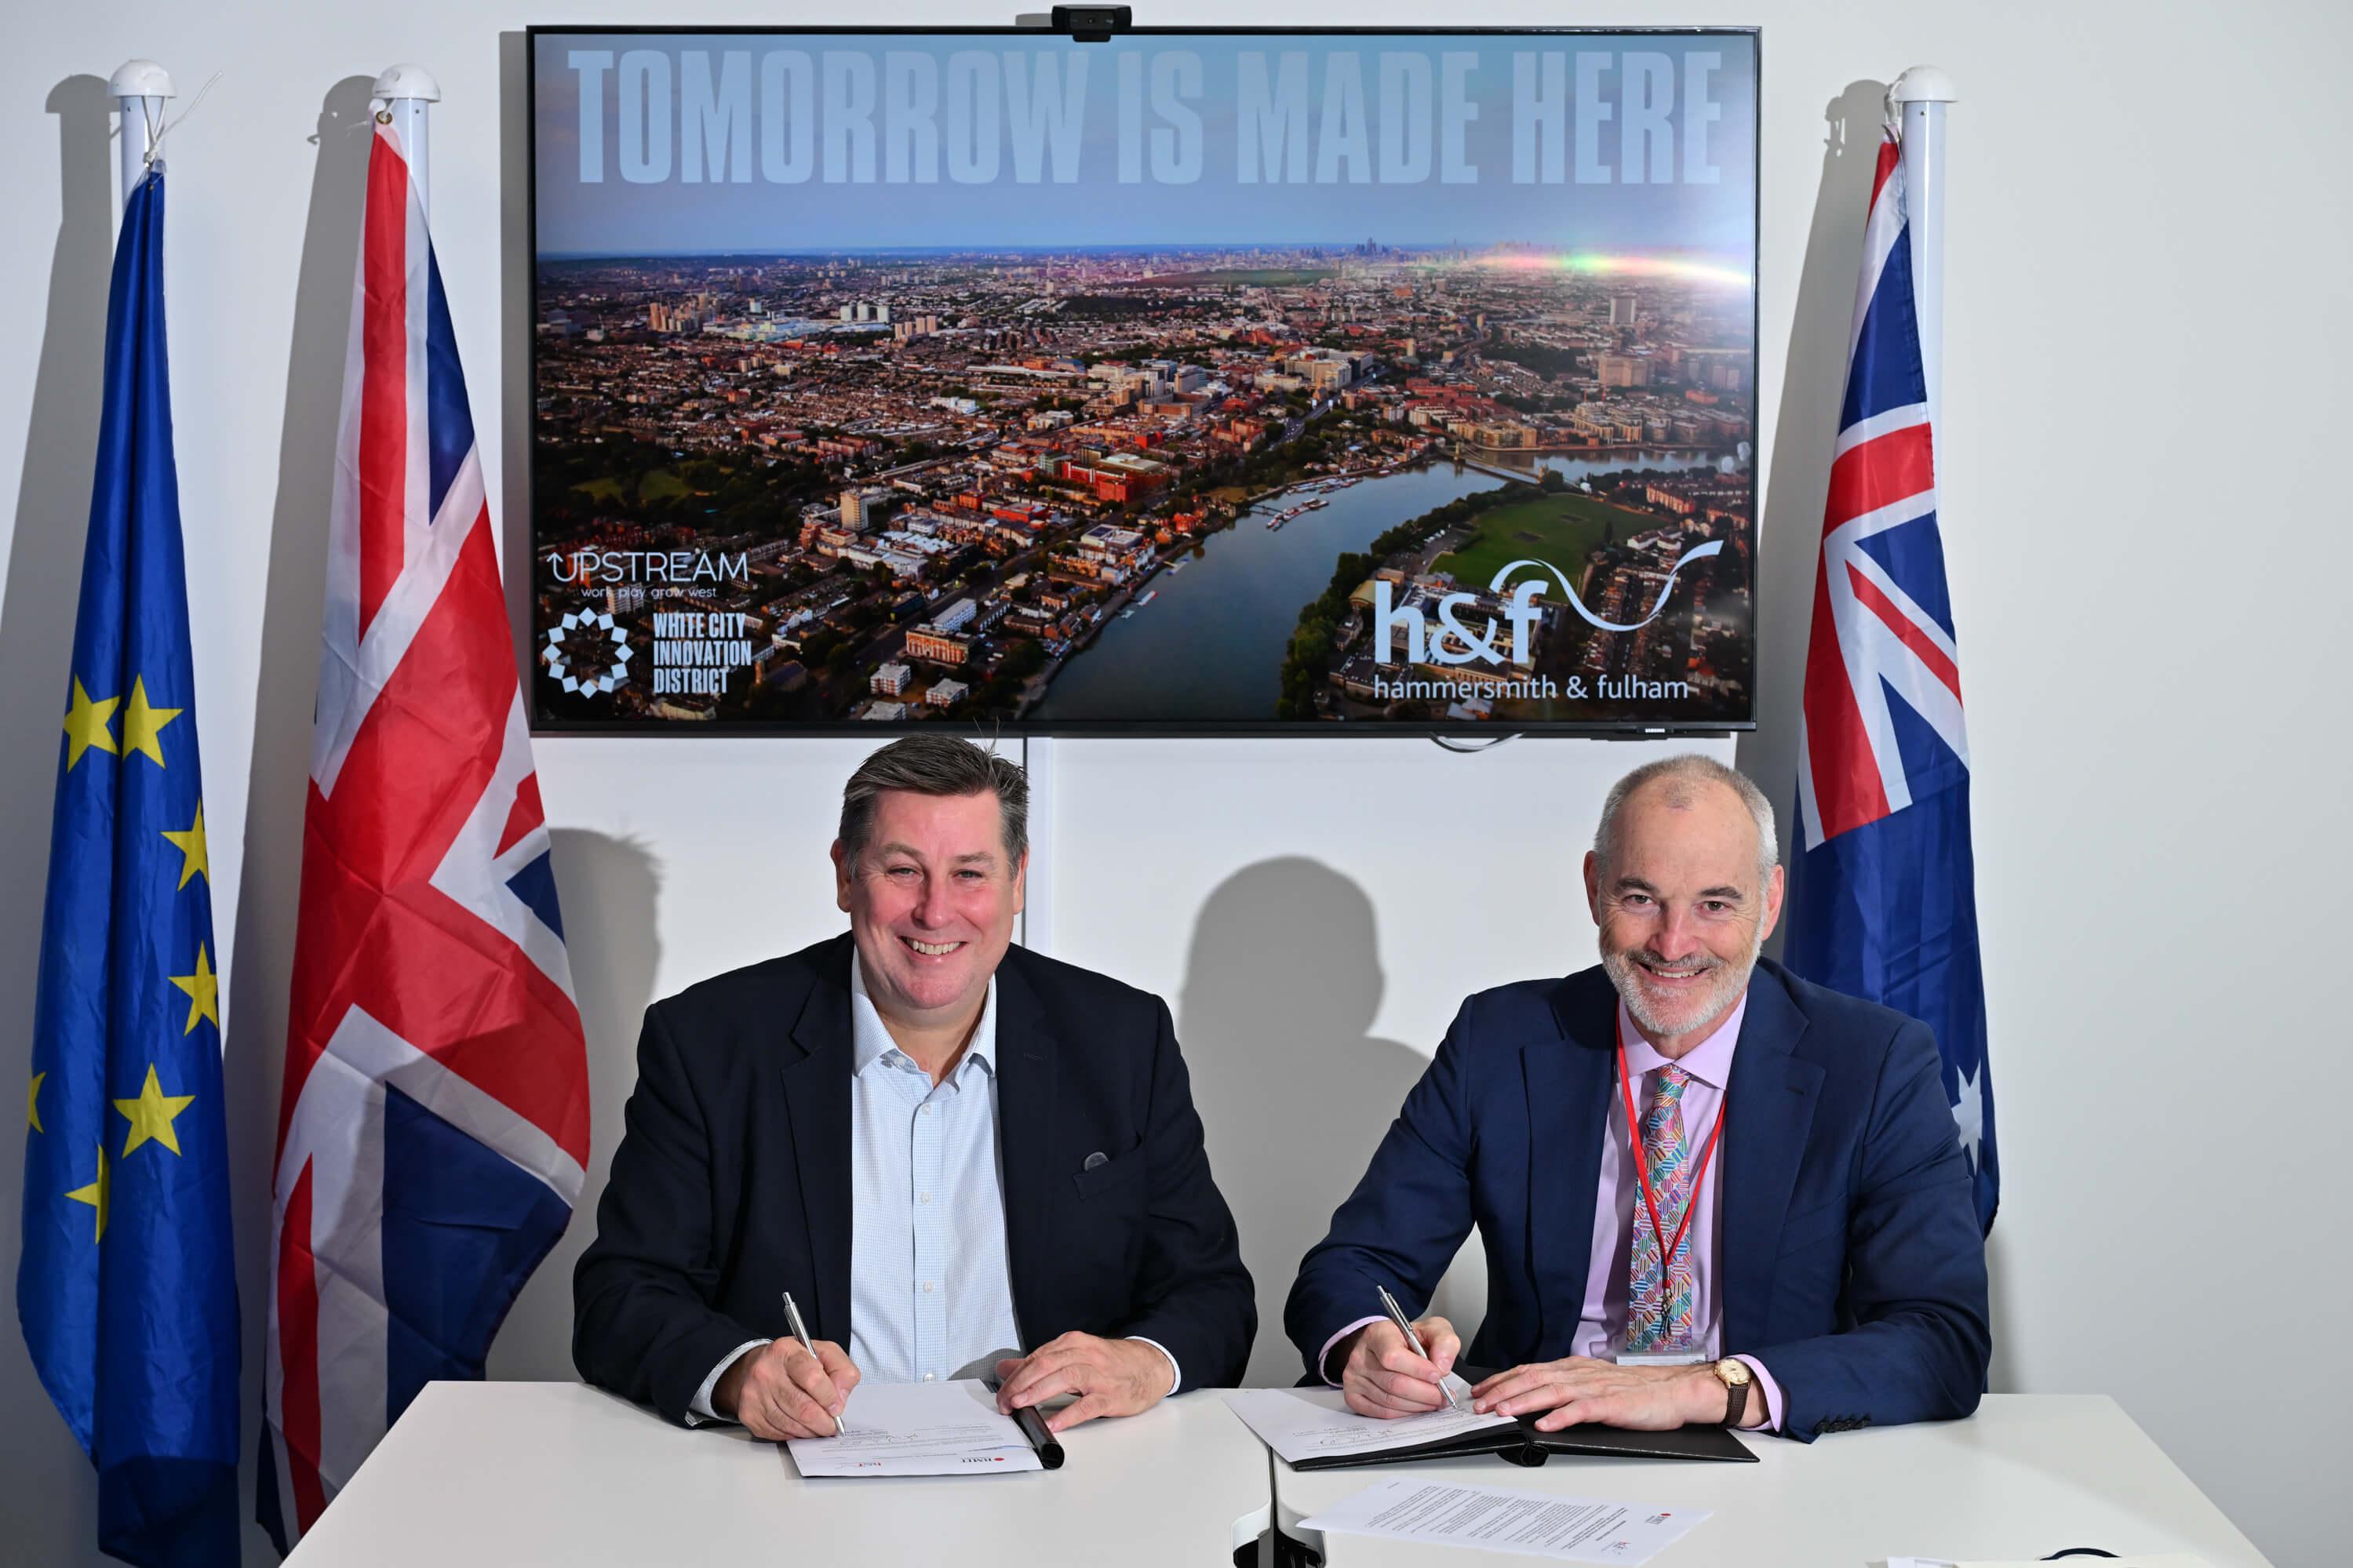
[994, 1333, 1171, 1432]
[1470, 1358, 1721, 1432]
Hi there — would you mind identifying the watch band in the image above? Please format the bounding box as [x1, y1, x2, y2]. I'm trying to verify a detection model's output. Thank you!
[1716, 1362, 1750, 1428]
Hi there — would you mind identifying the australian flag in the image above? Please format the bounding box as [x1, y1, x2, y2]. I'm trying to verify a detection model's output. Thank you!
[17, 166, 241, 1565]
[1784, 113, 1997, 1231]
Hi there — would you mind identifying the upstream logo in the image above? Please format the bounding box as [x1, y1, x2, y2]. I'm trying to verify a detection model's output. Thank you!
[1371, 540, 1724, 666]
[546, 549, 750, 585]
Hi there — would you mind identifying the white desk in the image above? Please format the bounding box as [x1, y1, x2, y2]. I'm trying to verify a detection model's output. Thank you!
[1272, 1396, 2270, 1567]
[284, 1381, 1272, 1568]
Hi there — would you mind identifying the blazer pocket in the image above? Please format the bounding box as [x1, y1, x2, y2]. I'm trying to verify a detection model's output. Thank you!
[1071, 1151, 1149, 1201]
[1774, 1199, 1849, 1257]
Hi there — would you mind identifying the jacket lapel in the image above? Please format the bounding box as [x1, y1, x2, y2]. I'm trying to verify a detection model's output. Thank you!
[990, 954, 1058, 1352]
[1719, 962, 1823, 1355]
[1528, 973, 1616, 1359]
[781, 935, 855, 1344]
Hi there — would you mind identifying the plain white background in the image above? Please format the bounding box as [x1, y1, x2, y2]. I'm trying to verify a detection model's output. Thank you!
[1, 2, 2346, 1564]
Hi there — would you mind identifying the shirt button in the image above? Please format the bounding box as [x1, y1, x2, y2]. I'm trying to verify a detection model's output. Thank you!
[922, 1372, 936, 1382]
[918, 1192, 931, 1204]
[920, 1105, 934, 1117]
[923, 1281, 936, 1293]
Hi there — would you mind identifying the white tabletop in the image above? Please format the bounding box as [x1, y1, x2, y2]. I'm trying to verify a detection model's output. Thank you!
[1273, 1395, 2271, 1567]
[284, 1380, 1271, 1568]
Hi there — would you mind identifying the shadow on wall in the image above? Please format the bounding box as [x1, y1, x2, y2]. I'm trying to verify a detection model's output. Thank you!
[489, 831, 664, 1382]
[0, 71, 122, 1568]
[1178, 857, 1483, 1388]
[217, 75, 377, 1566]
[1738, 78, 1888, 952]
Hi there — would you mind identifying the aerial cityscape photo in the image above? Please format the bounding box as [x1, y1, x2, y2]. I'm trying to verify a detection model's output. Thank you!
[530, 34, 1758, 730]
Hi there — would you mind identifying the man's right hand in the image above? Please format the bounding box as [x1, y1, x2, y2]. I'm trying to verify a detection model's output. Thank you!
[714, 1338, 861, 1439]
[1335, 1315, 1460, 1419]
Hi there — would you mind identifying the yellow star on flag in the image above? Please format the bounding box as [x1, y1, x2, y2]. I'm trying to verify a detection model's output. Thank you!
[65, 1144, 109, 1242]
[27, 1071, 44, 1133]
[120, 675, 182, 767]
[162, 802, 209, 890]
[169, 944, 220, 1035]
[62, 678, 119, 770]
[115, 1064, 196, 1158]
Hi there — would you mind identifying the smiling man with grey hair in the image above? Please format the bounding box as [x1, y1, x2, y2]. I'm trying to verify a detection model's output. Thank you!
[1289, 753, 1989, 1443]
[577, 734, 1255, 1440]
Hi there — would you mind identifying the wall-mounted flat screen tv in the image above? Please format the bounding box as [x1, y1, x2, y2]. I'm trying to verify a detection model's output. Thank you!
[528, 26, 1758, 734]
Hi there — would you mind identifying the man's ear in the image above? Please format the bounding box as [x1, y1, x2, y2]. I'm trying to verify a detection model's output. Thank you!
[1759, 861, 1787, 943]
[1582, 849, 1603, 924]
[1011, 849, 1029, 916]
[831, 839, 854, 915]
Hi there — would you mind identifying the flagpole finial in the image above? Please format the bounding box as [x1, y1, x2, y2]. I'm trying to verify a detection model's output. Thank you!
[1892, 65, 1958, 104]
[372, 64, 442, 103]
[108, 60, 176, 100]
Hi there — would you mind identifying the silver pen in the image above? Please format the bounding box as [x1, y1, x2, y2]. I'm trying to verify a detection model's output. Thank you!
[781, 1290, 845, 1437]
[1376, 1282, 1466, 1414]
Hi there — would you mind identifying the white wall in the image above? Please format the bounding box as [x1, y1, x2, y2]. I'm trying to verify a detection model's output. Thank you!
[1, 2, 2346, 1564]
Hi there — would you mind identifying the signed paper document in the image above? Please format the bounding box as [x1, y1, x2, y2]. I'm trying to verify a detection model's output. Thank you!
[784, 1380, 1043, 1477]
[1224, 1381, 1516, 1466]
[1300, 1478, 1712, 1563]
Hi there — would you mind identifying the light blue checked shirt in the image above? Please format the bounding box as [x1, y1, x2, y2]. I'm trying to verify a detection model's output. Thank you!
[689, 952, 1175, 1421]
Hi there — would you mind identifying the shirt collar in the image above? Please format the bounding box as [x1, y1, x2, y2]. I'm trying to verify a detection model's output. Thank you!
[1615, 985, 1750, 1091]
[848, 946, 998, 1081]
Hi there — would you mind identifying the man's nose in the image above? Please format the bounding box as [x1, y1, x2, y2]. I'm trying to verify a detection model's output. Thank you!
[910, 876, 952, 927]
[1648, 905, 1701, 959]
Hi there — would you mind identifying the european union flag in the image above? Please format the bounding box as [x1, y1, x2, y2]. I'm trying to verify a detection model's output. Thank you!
[17, 166, 239, 1567]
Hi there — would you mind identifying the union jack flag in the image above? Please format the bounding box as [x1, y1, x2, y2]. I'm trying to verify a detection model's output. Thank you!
[1784, 112, 1996, 1231]
[260, 122, 590, 1549]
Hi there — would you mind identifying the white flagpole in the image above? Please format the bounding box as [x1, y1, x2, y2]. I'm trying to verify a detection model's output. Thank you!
[1022, 735, 1056, 954]
[1892, 66, 1956, 453]
[372, 63, 441, 213]
[108, 60, 175, 209]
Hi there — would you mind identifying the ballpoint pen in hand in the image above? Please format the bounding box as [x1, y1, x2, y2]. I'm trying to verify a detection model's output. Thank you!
[1376, 1282, 1466, 1414]
[782, 1291, 845, 1437]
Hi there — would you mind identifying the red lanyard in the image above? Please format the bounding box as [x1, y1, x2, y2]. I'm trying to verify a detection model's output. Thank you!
[1615, 1013, 1725, 1268]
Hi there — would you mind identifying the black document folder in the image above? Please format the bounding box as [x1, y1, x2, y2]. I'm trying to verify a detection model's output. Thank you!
[1284, 1366, 1757, 1472]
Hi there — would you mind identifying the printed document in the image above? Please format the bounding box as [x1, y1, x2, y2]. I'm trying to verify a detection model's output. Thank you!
[1308, 1476, 1713, 1561]
[1224, 1381, 1516, 1465]
[1300, 1477, 1710, 1564]
[785, 1379, 1042, 1477]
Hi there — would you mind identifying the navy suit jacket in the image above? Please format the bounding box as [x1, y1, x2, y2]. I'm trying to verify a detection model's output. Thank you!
[1286, 959, 1989, 1440]
[574, 934, 1255, 1424]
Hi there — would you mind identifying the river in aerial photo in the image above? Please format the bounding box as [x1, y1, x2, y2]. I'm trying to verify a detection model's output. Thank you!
[1031, 450, 1719, 722]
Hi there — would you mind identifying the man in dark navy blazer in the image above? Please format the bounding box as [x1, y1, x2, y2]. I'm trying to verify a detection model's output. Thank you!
[1288, 755, 1988, 1442]
[575, 737, 1253, 1439]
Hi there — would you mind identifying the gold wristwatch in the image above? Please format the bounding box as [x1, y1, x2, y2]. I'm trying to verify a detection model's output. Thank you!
[1708, 1357, 1753, 1428]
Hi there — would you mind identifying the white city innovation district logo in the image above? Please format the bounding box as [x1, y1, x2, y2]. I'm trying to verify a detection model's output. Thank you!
[543, 609, 632, 696]
[1371, 540, 1725, 667]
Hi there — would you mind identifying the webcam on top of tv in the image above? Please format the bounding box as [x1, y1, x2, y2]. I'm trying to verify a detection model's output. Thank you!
[1047, 5, 1134, 42]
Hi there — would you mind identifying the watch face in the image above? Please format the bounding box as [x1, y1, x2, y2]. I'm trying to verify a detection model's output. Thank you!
[1717, 1359, 1753, 1385]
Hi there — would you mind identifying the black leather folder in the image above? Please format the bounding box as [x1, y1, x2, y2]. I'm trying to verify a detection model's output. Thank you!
[1284, 1366, 1757, 1471]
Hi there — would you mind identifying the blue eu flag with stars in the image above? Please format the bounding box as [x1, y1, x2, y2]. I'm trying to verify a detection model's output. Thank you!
[17, 166, 239, 1567]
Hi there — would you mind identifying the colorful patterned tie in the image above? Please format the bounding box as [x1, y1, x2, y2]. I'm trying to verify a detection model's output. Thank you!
[1626, 1064, 1699, 1354]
